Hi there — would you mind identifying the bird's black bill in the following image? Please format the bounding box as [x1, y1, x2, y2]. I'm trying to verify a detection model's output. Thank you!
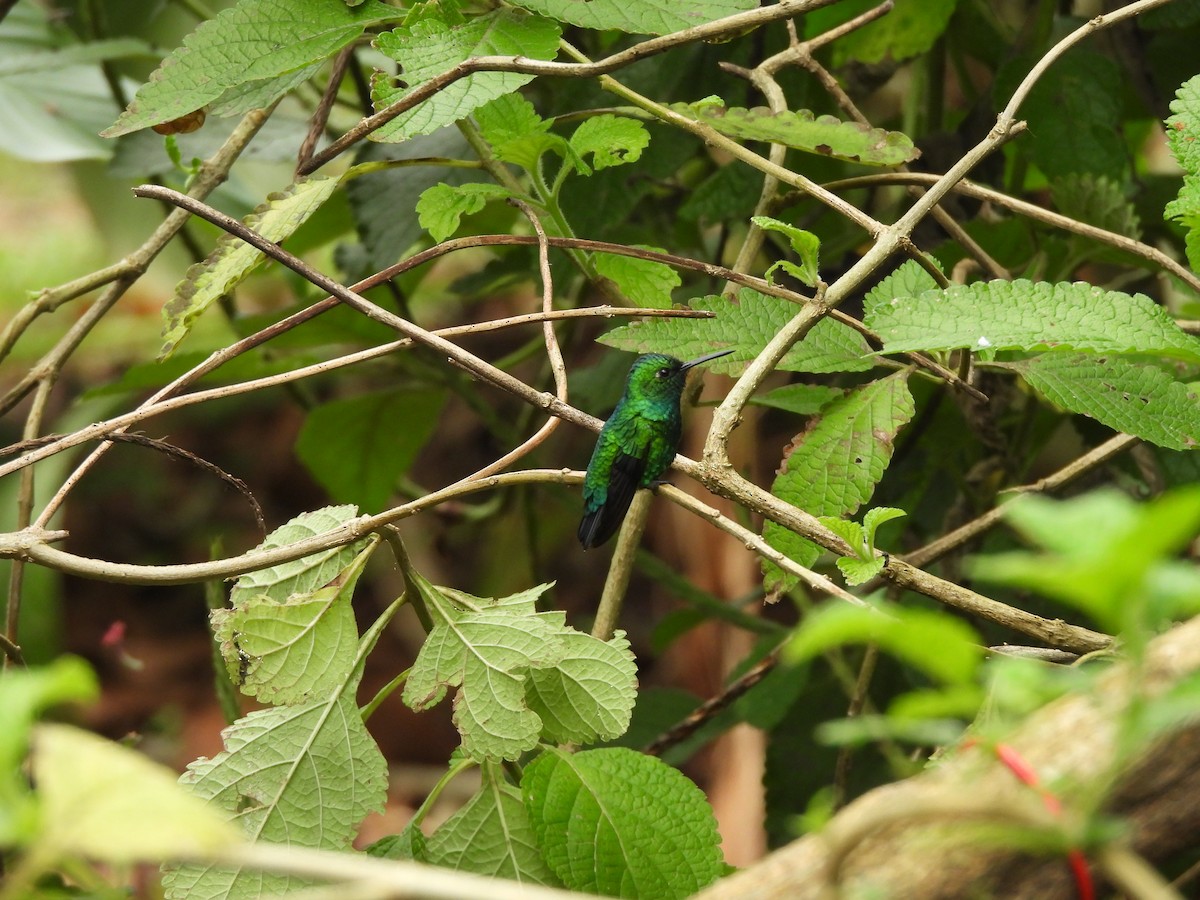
[678, 348, 734, 371]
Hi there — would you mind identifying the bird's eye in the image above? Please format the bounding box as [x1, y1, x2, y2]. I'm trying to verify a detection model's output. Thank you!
[655, 367, 671, 378]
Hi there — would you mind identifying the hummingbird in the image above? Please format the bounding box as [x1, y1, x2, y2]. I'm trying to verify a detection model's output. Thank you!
[578, 349, 734, 549]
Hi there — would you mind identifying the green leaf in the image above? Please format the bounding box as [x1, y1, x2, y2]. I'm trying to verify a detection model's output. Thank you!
[0, 658, 98, 846]
[600, 289, 874, 374]
[998, 353, 1200, 451]
[817, 516, 867, 557]
[296, 388, 446, 511]
[1018, 48, 1125, 180]
[425, 768, 558, 884]
[523, 748, 725, 897]
[970, 487, 1200, 633]
[815, 0, 957, 66]
[32, 724, 238, 863]
[763, 372, 914, 588]
[416, 182, 514, 242]
[750, 383, 843, 415]
[866, 280, 1200, 363]
[670, 101, 919, 166]
[162, 604, 395, 899]
[230, 505, 371, 607]
[367, 821, 427, 861]
[370, 10, 561, 142]
[505, 0, 755, 35]
[788, 600, 983, 685]
[594, 249, 681, 309]
[835, 555, 885, 585]
[862, 259, 942, 319]
[1165, 74, 1200, 270]
[103, 0, 397, 136]
[159, 175, 341, 358]
[525, 630, 637, 745]
[402, 572, 567, 761]
[474, 93, 572, 173]
[678, 162, 762, 224]
[212, 542, 374, 705]
[753, 215, 820, 287]
[569, 115, 651, 172]
[1051, 174, 1141, 240]
[863, 506, 906, 541]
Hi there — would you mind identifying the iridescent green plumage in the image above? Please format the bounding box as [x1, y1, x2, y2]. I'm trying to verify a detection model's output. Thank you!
[578, 350, 733, 549]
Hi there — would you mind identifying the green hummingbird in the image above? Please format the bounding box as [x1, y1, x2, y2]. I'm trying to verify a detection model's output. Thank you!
[578, 349, 734, 549]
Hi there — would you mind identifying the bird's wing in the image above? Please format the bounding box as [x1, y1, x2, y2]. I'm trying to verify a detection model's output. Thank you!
[577, 447, 648, 549]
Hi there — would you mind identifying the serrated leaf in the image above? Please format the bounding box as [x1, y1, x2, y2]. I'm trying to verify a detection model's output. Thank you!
[1051, 174, 1141, 240]
[103, 0, 397, 136]
[1019, 48, 1125, 180]
[754, 215, 820, 286]
[569, 115, 650, 172]
[763, 372, 914, 590]
[523, 747, 725, 898]
[161, 692, 387, 898]
[863, 505, 906, 540]
[162, 605, 395, 899]
[525, 630, 637, 745]
[231, 505, 369, 606]
[594, 249, 681, 309]
[816, 516, 866, 556]
[370, 10, 560, 142]
[425, 770, 558, 884]
[295, 388, 446, 511]
[788, 600, 983, 685]
[750, 383, 843, 415]
[600, 289, 873, 374]
[474, 93, 572, 172]
[866, 280, 1200, 363]
[1165, 74, 1200, 270]
[862, 259, 942, 319]
[367, 821, 427, 861]
[160, 175, 340, 358]
[835, 555, 885, 586]
[212, 543, 373, 705]
[33, 725, 238, 864]
[416, 182, 513, 242]
[505, 0, 754, 35]
[999, 353, 1200, 451]
[402, 572, 567, 761]
[670, 101, 918, 166]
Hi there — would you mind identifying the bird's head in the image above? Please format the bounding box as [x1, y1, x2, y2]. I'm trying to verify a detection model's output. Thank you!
[622, 350, 733, 403]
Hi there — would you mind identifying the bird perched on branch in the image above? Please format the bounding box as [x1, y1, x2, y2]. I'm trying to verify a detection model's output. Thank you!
[578, 349, 733, 549]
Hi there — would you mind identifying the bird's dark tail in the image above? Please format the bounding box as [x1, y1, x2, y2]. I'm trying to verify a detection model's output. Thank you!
[578, 503, 624, 549]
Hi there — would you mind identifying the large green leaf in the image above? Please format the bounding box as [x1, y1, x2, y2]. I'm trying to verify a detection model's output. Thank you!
[425, 768, 558, 884]
[370, 10, 561, 142]
[211, 543, 374, 705]
[230, 505, 371, 606]
[1165, 74, 1200, 271]
[525, 630, 637, 745]
[999, 353, 1200, 451]
[594, 249, 680, 309]
[506, 0, 755, 34]
[600, 289, 874, 374]
[763, 372, 914, 590]
[295, 388, 446, 512]
[523, 747, 725, 898]
[788, 600, 982, 686]
[866, 280, 1200, 363]
[160, 175, 341, 359]
[670, 101, 918, 166]
[161, 603, 395, 899]
[103, 0, 397, 136]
